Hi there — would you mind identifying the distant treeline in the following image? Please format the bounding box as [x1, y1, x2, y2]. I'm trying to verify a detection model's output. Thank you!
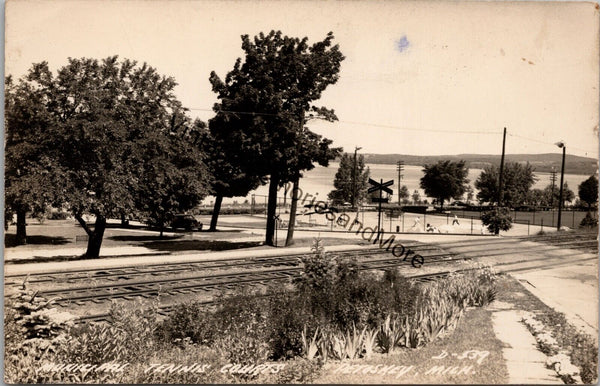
[357, 153, 598, 175]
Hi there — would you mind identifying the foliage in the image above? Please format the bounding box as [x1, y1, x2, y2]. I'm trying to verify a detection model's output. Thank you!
[156, 301, 216, 345]
[4, 285, 75, 383]
[525, 188, 548, 207]
[579, 211, 598, 228]
[6, 247, 500, 384]
[209, 30, 344, 245]
[4, 76, 65, 244]
[134, 117, 211, 236]
[411, 189, 421, 204]
[58, 299, 159, 365]
[578, 175, 598, 209]
[11, 57, 209, 257]
[398, 185, 410, 202]
[269, 358, 323, 384]
[481, 207, 513, 234]
[557, 182, 575, 206]
[328, 152, 371, 206]
[475, 162, 537, 207]
[420, 160, 469, 208]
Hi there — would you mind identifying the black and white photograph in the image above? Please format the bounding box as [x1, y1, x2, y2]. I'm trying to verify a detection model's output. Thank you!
[3, 0, 599, 383]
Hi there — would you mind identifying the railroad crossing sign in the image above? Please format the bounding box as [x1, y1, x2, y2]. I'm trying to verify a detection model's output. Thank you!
[368, 178, 394, 194]
[368, 178, 394, 231]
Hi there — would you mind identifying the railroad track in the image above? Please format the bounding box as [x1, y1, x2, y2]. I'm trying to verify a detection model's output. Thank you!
[5, 243, 449, 286]
[7, 231, 596, 324]
[7, 231, 596, 286]
[28, 251, 465, 306]
[76, 249, 597, 324]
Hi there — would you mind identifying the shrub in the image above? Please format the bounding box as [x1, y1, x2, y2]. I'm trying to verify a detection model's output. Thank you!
[266, 288, 314, 360]
[579, 211, 598, 228]
[156, 301, 216, 345]
[58, 299, 159, 365]
[4, 287, 75, 383]
[481, 207, 513, 234]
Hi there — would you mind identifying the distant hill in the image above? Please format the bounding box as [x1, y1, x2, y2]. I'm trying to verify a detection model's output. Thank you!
[360, 153, 598, 175]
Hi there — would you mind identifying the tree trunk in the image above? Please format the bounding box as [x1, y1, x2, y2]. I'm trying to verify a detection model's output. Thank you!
[159, 214, 165, 238]
[16, 208, 27, 245]
[285, 176, 300, 246]
[120, 213, 129, 227]
[265, 174, 279, 246]
[85, 215, 106, 258]
[209, 194, 224, 231]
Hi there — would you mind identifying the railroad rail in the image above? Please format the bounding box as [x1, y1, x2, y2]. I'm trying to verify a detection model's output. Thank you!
[5, 243, 448, 286]
[6, 231, 596, 324]
[75, 249, 597, 324]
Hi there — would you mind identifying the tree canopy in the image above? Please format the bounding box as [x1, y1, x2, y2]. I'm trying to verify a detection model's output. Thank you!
[209, 30, 344, 245]
[328, 153, 370, 206]
[420, 160, 469, 208]
[8, 57, 210, 256]
[474, 162, 536, 207]
[4, 75, 67, 243]
[578, 175, 598, 209]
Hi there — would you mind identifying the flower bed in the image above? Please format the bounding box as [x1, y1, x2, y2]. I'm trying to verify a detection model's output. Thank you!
[4, 240, 499, 383]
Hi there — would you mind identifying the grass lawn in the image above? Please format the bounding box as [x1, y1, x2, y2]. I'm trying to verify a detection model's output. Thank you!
[314, 307, 509, 384]
[5, 219, 371, 263]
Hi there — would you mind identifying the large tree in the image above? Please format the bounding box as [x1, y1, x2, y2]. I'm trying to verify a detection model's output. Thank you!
[135, 117, 211, 237]
[18, 57, 209, 257]
[5, 76, 63, 244]
[328, 153, 370, 206]
[420, 160, 469, 209]
[201, 118, 263, 232]
[209, 31, 344, 246]
[525, 188, 548, 207]
[398, 185, 409, 204]
[284, 125, 341, 246]
[578, 175, 598, 209]
[475, 162, 536, 207]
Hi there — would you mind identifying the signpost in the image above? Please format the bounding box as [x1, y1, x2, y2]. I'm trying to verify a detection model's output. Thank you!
[368, 178, 393, 231]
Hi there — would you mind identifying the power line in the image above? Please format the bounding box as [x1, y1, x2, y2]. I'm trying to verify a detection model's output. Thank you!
[189, 107, 502, 135]
[189, 106, 598, 155]
[335, 120, 502, 135]
[507, 133, 597, 157]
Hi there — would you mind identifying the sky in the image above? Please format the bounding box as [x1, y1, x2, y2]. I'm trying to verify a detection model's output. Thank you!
[5, 0, 600, 158]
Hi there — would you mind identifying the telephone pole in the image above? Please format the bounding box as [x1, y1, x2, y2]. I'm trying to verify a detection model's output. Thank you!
[396, 160, 404, 205]
[549, 167, 557, 208]
[352, 146, 362, 209]
[497, 127, 507, 207]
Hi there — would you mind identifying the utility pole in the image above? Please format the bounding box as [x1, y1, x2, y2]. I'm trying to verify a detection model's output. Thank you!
[550, 167, 557, 208]
[497, 127, 507, 207]
[556, 142, 566, 230]
[352, 146, 362, 209]
[397, 160, 404, 205]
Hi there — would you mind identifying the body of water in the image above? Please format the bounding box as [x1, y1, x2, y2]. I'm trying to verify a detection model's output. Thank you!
[208, 162, 594, 206]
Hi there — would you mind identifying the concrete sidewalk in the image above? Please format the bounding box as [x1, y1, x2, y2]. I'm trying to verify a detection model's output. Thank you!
[513, 258, 598, 340]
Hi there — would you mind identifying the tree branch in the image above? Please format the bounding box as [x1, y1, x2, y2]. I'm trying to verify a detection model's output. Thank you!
[74, 212, 92, 236]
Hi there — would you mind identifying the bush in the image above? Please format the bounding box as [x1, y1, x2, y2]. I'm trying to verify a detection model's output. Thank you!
[57, 299, 160, 367]
[481, 207, 513, 234]
[156, 301, 217, 345]
[158, 289, 271, 366]
[4, 287, 75, 383]
[579, 211, 598, 228]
